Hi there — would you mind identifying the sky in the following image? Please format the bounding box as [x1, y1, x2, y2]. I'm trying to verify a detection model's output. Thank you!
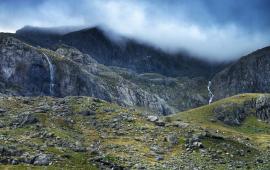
[0, 0, 270, 61]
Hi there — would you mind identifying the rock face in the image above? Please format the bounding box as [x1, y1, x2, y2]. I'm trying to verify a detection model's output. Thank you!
[3, 25, 228, 113]
[0, 35, 53, 96]
[255, 95, 270, 121]
[0, 34, 173, 114]
[212, 46, 270, 100]
[214, 94, 270, 125]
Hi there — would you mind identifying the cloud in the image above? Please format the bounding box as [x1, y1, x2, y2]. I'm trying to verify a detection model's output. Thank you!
[0, 0, 270, 61]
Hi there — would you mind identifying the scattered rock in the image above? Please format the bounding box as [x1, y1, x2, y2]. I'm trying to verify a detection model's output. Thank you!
[156, 155, 164, 161]
[256, 159, 264, 164]
[78, 110, 96, 116]
[155, 120, 165, 126]
[10, 112, 39, 128]
[167, 121, 189, 128]
[166, 134, 179, 145]
[147, 116, 159, 122]
[0, 108, 6, 113]
[0, 121, 5, 128]
[33, 154, 52, 166]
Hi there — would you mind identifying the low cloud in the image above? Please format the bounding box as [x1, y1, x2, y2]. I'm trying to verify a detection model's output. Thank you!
[0, 0, 270, 61]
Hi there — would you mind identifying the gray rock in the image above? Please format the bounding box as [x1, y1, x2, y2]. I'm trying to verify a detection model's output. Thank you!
[147, 116, 159, 122]
[11, 159, 19, 165]
[169, 121, 189, 128]
[156, 155, 164, 161]
[166, 134, 179, 145]
[256, 159, 263, 163]
[0, 121, 5, 128]
[33, 154, 51, 166]
[78, 110, 96, 116]
[10, 112, 39, 127]
[155, 120, 166, 126]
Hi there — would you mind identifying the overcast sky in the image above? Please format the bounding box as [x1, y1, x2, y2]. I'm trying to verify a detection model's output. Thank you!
[0, 0, 270, 61]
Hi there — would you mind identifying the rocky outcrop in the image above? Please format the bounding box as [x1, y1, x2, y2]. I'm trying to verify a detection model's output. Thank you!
[214, 94, 270, 125]
[211, 46, 270, 100]
[255, 95, 270, 121]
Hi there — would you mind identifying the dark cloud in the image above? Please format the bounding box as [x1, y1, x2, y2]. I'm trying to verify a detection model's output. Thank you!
[0, 0, 270, 61]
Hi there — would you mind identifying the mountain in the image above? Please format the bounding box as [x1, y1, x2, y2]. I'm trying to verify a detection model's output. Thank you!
[0, 34, 173, 115]
[0, 95, 269, 169]
[15, 26, 225, 78]
[1, 27, 220, 114]
[212, 46, 270, 100]
[1, 25, 270, 169]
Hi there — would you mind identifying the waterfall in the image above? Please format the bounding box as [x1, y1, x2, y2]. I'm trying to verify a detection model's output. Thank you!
[42, 52, 55, 95]
[207, 81, 214, 104]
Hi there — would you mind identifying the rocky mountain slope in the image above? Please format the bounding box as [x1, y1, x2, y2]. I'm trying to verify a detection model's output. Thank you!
[15, 26, 225, 78]
[0, 32, 215, 114]
[0, 94, 269, 169]
[0, 34, 173, 115]
[212, 46, 270, 100]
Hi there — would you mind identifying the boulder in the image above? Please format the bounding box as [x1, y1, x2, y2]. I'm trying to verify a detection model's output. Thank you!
[33, 154, 52, 166]
[166, 134, 179, 145]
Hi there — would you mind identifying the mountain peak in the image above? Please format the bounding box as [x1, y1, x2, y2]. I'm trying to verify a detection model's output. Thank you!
[16, 25, 86, 35]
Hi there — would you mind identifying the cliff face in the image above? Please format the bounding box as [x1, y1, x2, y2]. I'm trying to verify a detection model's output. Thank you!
[211, 47, 270, 100]
[0, 35, 52, 96]
[0, 35, 173, 114]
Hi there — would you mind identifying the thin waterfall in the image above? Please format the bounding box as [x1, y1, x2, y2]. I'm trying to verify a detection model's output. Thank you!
[207, 81, 214, 104]
[42, 52, 55, 95]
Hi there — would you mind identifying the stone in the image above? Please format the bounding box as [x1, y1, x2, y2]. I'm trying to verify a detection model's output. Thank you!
[147, 116, 158, 122]
[0, 108, 6, 113]
[193, 142, 204, 148]
[256, 159, 263, 163]
[166, 121, 189, 128]
[33, 154, 51, 166]
[166, 134, 179, 145]
[10, 112, 39, 127]
[11, 159, 19, 165]
[78, 110, 96, 116]
[155, 120, 165, 126]
[93, 98, 102, 103]
[156, 155, 164, 161]
[0, 121, 5, 128]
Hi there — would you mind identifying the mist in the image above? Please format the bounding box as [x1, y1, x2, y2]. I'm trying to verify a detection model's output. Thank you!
[0, 0, 270, 61]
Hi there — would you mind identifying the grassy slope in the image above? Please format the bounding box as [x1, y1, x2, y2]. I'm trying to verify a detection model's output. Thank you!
[0, 94, 269, 169]
[170, 93, 270, 149]
[0, 96, 186, 169]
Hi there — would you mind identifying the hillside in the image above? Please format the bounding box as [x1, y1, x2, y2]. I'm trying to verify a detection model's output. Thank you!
[171, 93, 270, 149]
[0, 34, 173, 115]
[0, 95, 269, 169]
[0, 33, 216, 114]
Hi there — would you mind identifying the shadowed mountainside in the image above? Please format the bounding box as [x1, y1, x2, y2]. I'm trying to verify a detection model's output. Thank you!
[15, 26, 226, 78]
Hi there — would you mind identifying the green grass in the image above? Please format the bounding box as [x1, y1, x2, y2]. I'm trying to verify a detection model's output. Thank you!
[170, 93, 270, 149]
